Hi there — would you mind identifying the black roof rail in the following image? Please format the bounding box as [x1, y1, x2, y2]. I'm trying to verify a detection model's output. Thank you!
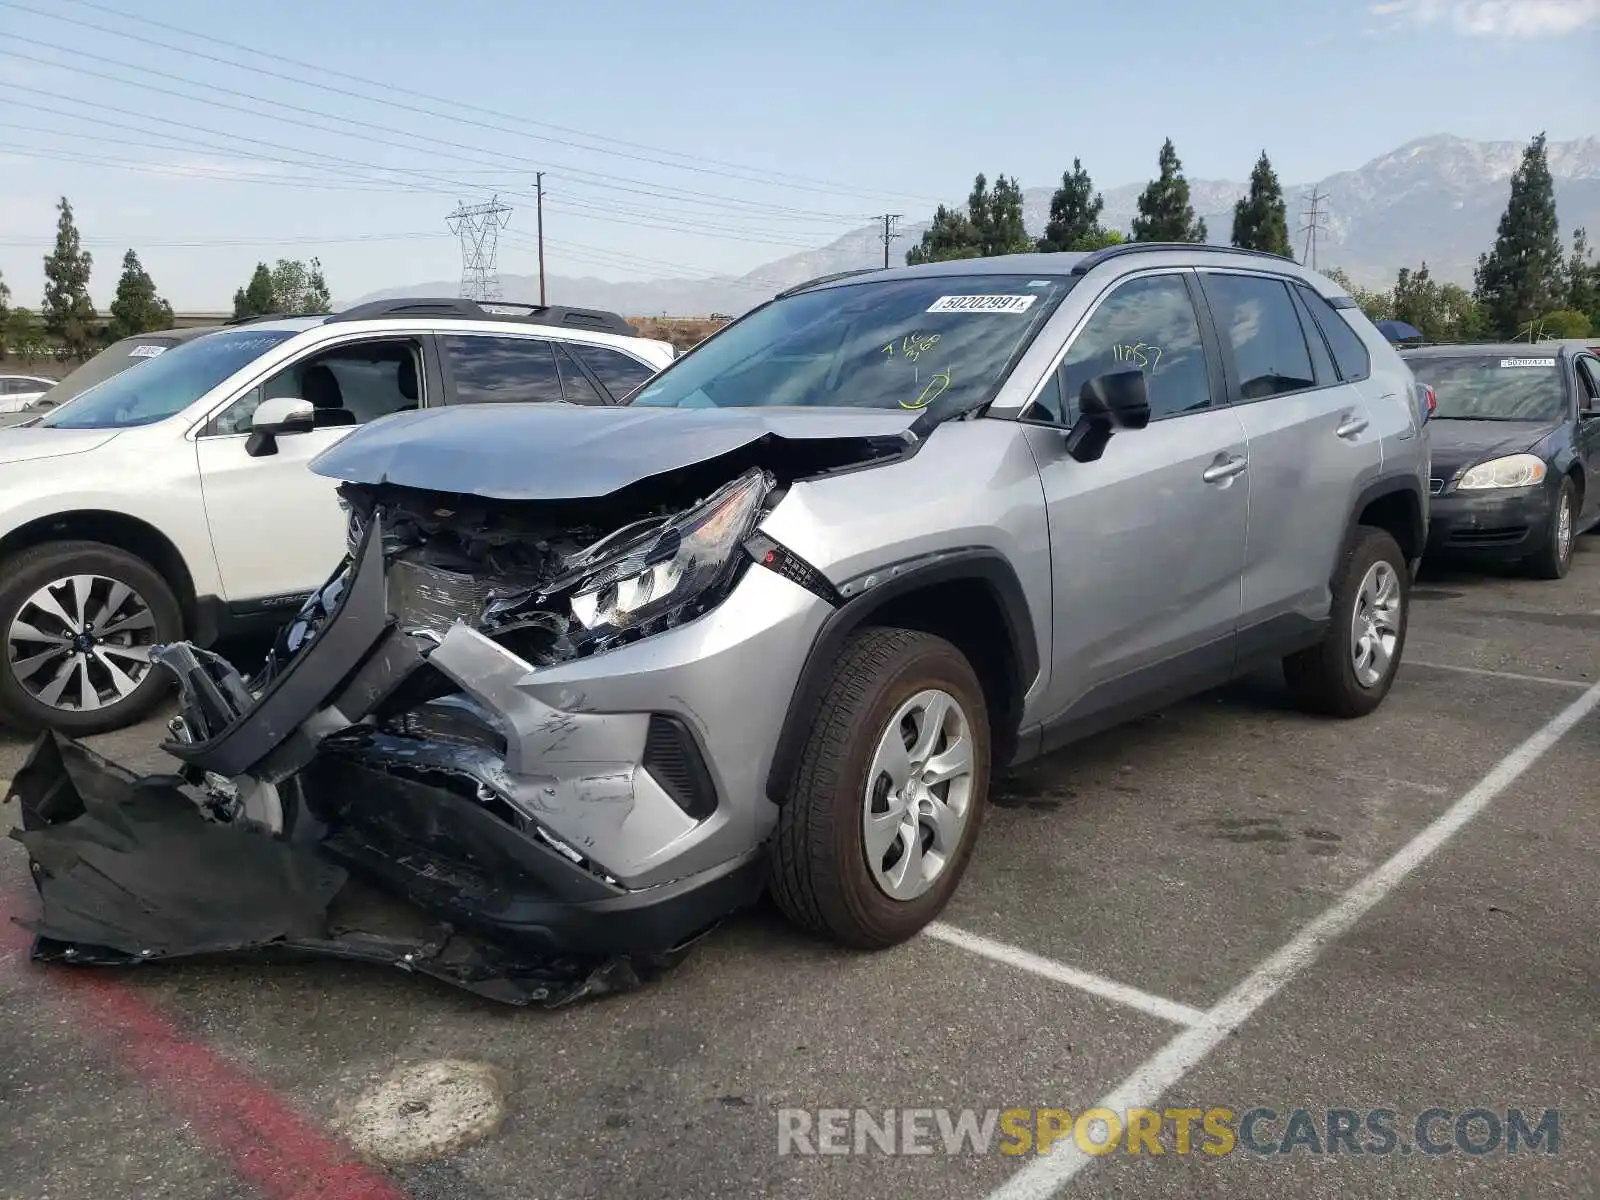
[1070, 242, 1299, 274]
[223, 311, 292, 325]
[326, 296, 636, 336]
[776, 268, 883, 299]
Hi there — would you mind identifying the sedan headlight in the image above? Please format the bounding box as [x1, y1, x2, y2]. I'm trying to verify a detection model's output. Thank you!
[568, 469, 772, 632]
[1457, 453, 1547, 490]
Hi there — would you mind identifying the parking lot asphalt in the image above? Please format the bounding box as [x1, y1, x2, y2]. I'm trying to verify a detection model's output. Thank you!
[2, 543, 1597, 1200]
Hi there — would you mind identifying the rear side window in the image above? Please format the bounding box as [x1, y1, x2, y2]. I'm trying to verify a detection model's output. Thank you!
[1297, 285, 1371, 383]
[553, 342, 605, 405]
[568, 342, 655, 400]
[440, 335, 564, 405]
[1201, 273, 1316, 400]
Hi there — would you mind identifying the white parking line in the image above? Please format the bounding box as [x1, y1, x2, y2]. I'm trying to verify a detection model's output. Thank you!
[924, 923, 1205, 1028]
[983, 678, 1600, 1200]
[1403, 659, 1592, 689]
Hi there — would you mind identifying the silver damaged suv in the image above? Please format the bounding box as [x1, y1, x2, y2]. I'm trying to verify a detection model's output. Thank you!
[128, 244, 1429, 956]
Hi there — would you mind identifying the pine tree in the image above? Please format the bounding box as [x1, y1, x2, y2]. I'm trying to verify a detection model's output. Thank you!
[41, 196, 97, 356]
[981, 175, 1034, 256]
[1230, 151, 1291, 257]
[1131, 139, 1207, 244]
[906, 205, 980, 264]
[108, 250, 174, 339]
[1473, 131, 1563, 339]
[1036, 159, 1107, 253]
[303, 257, 332, 314]
[233, 262, 276, 318]
[1562, 227, 1598, 327]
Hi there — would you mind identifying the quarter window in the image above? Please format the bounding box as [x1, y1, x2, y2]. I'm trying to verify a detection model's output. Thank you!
[1055, 274, 1212, 422]
[1202, 274, 1316, 401]
[441, 335, 565, 405]
[568, 342, 655, 400]
[1297, 284, 1372, 383]
[554, 342, 605, 404]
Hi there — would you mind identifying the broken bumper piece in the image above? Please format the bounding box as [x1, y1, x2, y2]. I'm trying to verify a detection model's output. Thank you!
[6, 731, 692, 1007]
[5, 511, 765, 1001]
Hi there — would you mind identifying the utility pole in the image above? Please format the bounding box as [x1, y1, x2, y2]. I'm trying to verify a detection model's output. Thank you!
[879, 214, 901, 268]
[535, 172, 546, 306]
[1298, 188, 1330, 271]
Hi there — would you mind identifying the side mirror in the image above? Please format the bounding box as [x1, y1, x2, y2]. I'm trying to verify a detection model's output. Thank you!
[1064, 369, 1151, 463]
[245, 396, 314, 458]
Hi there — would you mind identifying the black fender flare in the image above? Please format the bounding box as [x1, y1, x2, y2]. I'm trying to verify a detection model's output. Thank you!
[764, 547, 1040, 802]
[1341, 476, 1426, 573]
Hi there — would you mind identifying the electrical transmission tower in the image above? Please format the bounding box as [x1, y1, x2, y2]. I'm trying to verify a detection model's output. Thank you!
[879, 214, 902, 267]
[446, 195, 512, 302]
[1298, 189, 1330, 271]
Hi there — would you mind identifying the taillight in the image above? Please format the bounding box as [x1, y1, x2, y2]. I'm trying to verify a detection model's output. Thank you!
[1423, 384, 1436, 418]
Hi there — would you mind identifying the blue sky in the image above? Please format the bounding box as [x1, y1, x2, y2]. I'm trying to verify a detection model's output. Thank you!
[0, 0, 1594, 308]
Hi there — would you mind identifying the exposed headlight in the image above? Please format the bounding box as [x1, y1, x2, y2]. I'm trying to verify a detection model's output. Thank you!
[1457, 453, 1547, 490]
[569, 469, 772, 632]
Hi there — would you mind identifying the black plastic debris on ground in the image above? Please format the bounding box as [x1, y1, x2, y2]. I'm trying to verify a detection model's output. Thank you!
[5, 732, 686, 1008]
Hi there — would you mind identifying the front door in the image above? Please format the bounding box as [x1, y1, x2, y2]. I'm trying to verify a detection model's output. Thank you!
[1024, 270, 1250, 734]
[195, 337, 427, 605]
[1574, 355, 1600, 526]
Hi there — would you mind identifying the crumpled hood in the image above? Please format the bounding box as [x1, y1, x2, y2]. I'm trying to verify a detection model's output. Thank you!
[309, 403, 922, 499]
[1429, 419, 1555, 475]
[0, 426, 122, 465]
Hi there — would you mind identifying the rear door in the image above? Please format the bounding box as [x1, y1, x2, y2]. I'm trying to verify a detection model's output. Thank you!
[1197, 270, 1384, 648]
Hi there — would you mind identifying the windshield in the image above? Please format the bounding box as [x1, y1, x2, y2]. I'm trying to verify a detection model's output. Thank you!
[1411, 354, 1566, 422]
[40, 329, 296, 429]
[36, 336, 186, 409]
[629, 273, 1075, 415]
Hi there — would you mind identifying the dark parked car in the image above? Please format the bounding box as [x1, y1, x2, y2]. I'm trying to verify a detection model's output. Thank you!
[1403, 342, 1600, 578]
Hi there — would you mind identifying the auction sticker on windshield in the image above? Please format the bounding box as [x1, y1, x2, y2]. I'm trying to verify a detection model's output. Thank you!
[927, 294, 1038, 314]
[128, 344, 167, 358]
[1500, 357, 1555, 368]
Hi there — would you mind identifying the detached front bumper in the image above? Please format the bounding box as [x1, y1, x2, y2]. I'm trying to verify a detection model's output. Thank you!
[1424, 485, 1553, 562]
[152, 509, 827, 958]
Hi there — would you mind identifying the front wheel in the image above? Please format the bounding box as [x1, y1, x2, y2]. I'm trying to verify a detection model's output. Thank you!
[1283, 525, 1409, 718]
[0, 540, 183, 735]
[769, 627, 990, 949]
[1524, 476, 1577, 580]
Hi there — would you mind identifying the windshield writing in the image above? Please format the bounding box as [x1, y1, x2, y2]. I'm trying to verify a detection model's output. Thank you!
[629, 275, 1073, 415]
[40, 330, 296, 429]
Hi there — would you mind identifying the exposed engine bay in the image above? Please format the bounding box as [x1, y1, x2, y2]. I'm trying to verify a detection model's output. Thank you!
[5, 426, 896, 1004]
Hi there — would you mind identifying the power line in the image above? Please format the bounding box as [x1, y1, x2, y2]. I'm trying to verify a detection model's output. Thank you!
[879, 215, 902, 268]
[1299, 188, 1330, 271]
[447, 197, 512, 303]
[5, 0, 940, 205]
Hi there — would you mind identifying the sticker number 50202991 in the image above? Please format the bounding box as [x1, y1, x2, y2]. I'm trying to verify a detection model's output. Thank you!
[926, 294, 1038, 314]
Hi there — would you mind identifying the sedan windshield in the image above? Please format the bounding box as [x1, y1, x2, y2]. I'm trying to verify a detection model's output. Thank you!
[629, 274, 1075, 415]
[40, 329, 297, 429]
[1411, 355, 1566, 422]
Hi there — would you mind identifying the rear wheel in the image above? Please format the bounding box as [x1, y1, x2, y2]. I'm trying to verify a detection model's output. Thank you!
[1524, 476, 1576, 580]
[1283, 526, 1408, 718]
[0, 541, 183, 735]
[769, 627, 989, 949]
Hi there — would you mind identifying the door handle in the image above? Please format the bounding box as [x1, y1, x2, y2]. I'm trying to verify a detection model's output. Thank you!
[1336, 413, 1370, 439]
[1202, 455, 1248, 484]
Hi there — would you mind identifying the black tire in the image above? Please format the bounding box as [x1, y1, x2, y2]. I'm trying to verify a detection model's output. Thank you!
[769, 627, 990, 950]
[1524, 476, 1577, 580]
[0, 540, 183, 736]
[1283, 525, 1409, 719]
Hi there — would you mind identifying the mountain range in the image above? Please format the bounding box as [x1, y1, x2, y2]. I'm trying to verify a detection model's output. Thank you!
[350, 134, 1600, 318]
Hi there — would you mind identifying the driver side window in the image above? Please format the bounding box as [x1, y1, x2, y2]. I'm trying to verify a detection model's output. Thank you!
[211, 339, 423, 435]
[1052, 274, 1212, 424]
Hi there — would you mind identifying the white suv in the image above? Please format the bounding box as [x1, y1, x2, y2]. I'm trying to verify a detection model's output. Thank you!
[0, 298, 676, 735]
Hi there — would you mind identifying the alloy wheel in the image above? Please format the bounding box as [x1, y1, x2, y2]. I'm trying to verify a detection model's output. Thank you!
[7, 574, 158, 711]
